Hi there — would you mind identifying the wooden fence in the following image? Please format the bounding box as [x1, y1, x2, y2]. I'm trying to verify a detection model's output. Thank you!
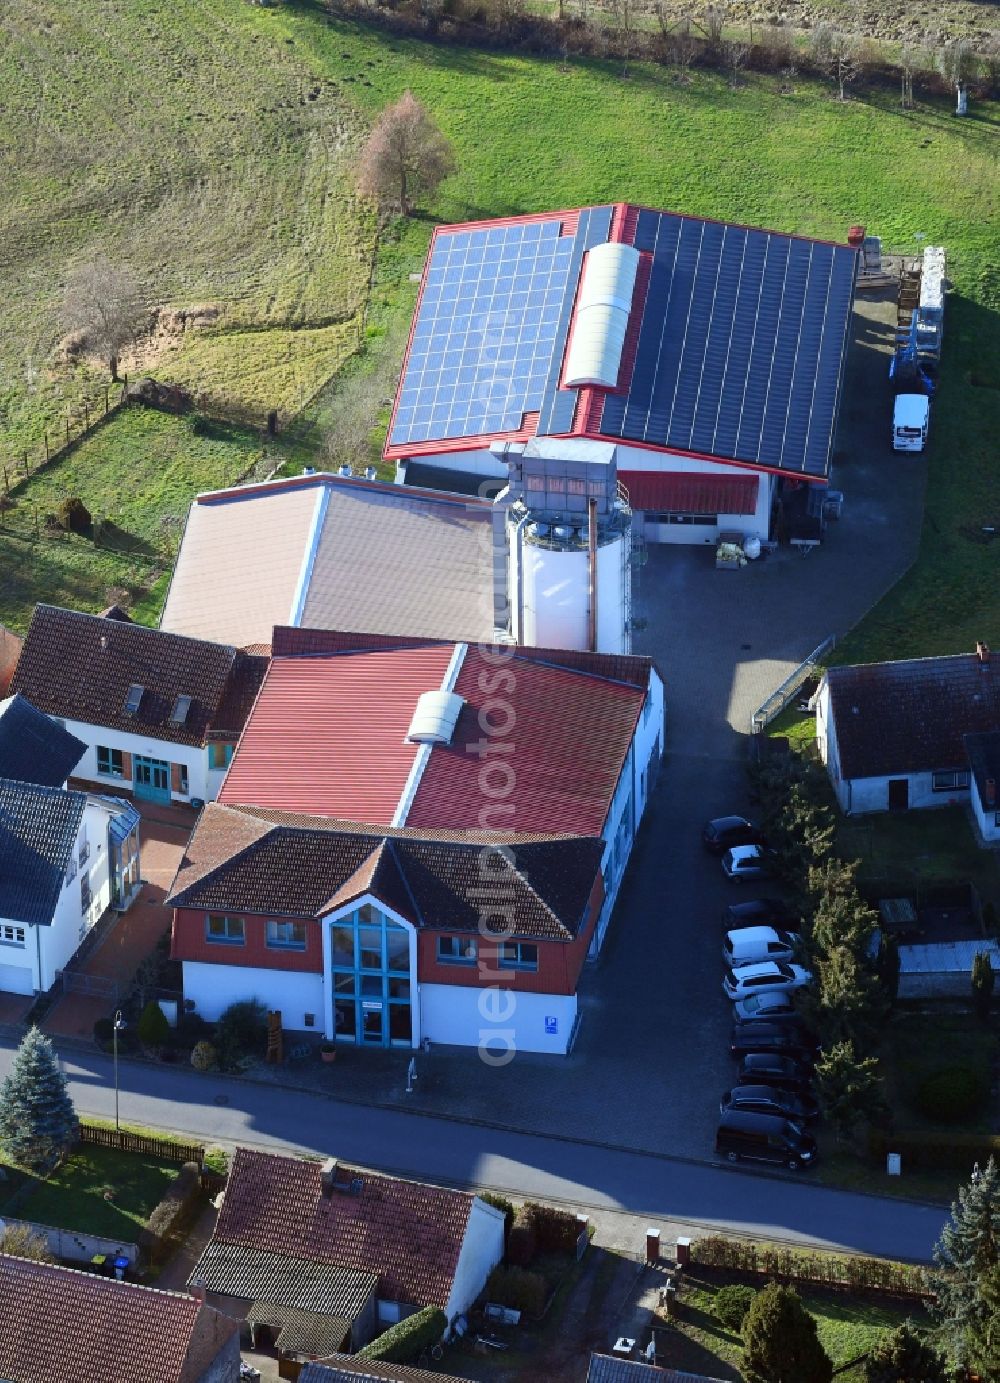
[77, 1122, 204, 1167]
[1, 382, 127, 501]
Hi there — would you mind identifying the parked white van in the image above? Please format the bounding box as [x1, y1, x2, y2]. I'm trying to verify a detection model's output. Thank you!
[723, 926, 799, 968]
[892, 394, 930, 453]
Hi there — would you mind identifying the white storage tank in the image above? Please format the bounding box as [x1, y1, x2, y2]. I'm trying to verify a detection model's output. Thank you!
[513, 526, 628, 654]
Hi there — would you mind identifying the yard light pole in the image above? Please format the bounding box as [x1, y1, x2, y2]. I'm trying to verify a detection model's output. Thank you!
[113, 1010, 126, 1134]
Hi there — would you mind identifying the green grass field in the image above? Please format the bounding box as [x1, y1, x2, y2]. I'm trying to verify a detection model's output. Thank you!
[3, 1145, 179, 1241]
[2, 0, 998, 644]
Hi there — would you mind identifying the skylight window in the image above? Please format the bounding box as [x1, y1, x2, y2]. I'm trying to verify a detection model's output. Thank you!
[123, 684, 144, 716]
[168, 694, 193, 728]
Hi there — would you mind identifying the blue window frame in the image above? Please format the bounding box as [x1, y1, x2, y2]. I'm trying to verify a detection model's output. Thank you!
[498, 941, 539, 972]
[437, 936, 478, 965]
[267, 920, 307, 950]
[330, 904, 412, 1048]
[97, 745, 124, 778]
[206, 913, 245, 945]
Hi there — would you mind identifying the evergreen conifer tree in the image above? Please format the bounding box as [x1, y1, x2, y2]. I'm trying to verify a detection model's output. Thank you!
[930, 1156, 1000, 1372]
[0, 1028, 77, 1171]
[741, 1283, 833, 1383]
[864, 1322, 948, 1383]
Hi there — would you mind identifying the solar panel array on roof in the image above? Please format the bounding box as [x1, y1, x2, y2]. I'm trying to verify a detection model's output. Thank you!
[598, 209, 856, 476]
[390, 218, 580, 447]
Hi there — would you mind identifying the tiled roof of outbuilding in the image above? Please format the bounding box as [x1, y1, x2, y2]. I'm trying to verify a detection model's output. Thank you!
[212, 1149, 473, 1309]
[11, 604, 265, 748]
[0, 1254, 239, 1383]
[302, 1356, 475, 1383]
[168, 803, 602, 941]
[192, 1241, 377, 1318]
[827, 651, 1000, 780]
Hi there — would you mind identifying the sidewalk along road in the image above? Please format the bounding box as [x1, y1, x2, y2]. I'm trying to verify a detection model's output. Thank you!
[16, 1041, 949, 1264]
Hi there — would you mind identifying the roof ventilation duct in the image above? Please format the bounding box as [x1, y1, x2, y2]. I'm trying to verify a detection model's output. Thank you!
[563, 242, 640, 389]
[406, 689, 466, 745]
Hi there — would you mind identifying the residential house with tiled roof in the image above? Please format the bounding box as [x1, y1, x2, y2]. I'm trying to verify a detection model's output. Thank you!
[191, 1149, 503, 1356]
[0, 776, 140, 995]
[11, 603, 267, 808]
[817, 643, 1000, 830]
[587, 1356, 729, 1382]
[168, 628, 663, 1053]
[0, 1253, 240, 1383]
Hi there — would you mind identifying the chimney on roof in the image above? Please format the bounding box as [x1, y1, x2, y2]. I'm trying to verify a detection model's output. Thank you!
[987, 778, 997, 807]
[978, 641, 991, 667]
[320, 1157, 339, 1197]
[338, 464, 352, 478]
[189, 1280, 206, 1304]
[365, 466, 378, 481]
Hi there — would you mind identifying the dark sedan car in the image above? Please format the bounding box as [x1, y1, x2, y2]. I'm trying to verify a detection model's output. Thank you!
[723, 898, 797, 930]
[702, 816, 764, 855]
[729, 1019, 819, 1063]
[735, 1052, 814, 1094]
[720, 1083, 820, 1123]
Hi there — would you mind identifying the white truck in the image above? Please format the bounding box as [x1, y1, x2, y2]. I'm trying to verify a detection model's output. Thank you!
[892, 394, 929, 453]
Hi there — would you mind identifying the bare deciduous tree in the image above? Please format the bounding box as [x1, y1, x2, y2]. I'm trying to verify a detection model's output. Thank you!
[356, 91, 455, 216]
[62, 255, 147, 382]
[938, 39, 978, 115]
[609, 0, 637, 75]
[811, 23, 862, 101]
[899, 42, 919, 108]
[724, 35, 750, 86]
[693, 1, 727, 53]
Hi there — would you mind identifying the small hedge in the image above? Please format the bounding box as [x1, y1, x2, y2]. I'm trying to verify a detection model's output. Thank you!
[506, 1207, 537, 1268]
[522, 1201, 582, 1256]
[714, 1283, 757, 1332]
[486, 1264, 548, 1317]
[870, 1128, 1000, 1172]
[356, 1306, 446, 1364]
[480, 1191, 515, 1237]
[915, 1067, 987, 1124]
[137, 1160, 202, 1265]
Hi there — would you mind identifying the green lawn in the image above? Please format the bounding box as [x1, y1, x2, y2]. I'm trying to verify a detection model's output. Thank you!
[3, 1145, 179, 1241]
[837, 804, 1000, 906]
[672, 1273, 924, 1379]
[0, 406, 280, 633]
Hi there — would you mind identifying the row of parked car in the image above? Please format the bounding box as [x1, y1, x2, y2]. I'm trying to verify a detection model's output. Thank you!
[704, 817, 822, 1173]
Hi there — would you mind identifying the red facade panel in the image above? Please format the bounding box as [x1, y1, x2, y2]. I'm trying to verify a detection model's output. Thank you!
[617, 470, 759, 516]
[171, 909, 323, 973]
[220, 645, 455, 823]
[405, 649, 644, 837]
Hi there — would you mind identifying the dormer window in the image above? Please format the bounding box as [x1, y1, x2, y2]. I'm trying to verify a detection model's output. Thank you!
[123, 684, 144, 716]
[168, 694, 193, 728]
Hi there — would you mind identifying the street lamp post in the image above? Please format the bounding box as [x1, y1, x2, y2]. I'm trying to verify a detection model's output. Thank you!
[113, 1010, 126, 1134]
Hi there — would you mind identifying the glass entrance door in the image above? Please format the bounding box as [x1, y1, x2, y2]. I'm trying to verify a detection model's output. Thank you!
[133, 756, 170, 803]
[361, 1005, 384, 1044]
[329, 904, 412, 1047]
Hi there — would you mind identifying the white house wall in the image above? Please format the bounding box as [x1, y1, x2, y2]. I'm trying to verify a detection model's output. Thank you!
[840, 772, 971, 816]
[972, 787, 1000, 843]
[613, 444, 776, 545]
[445, 1198, 506, 1325]
[182, 961, 325, 1030]
[60, 717, 215, 803]
[419, 983, 577, 1055]
[23, 804, 114, 993]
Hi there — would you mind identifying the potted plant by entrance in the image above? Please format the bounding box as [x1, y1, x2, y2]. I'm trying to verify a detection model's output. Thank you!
[320, 1040, 337, 1064]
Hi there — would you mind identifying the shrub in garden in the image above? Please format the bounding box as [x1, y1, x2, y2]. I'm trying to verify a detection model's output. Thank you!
[714, 1283, 757, 1333]
[356, 1306, 446, 1363]
[137, 1001, 170, 1049]
[138, 1161, 202, 1265]
[190, 1040, 218, 1072]
[0, 1224, 53, 1262]
[506, 1207, 538, 1268]
[214, 998, 267, 1068]
[915, 1067, 986, 1124]
[742, 1283, 832, 1383]
[0, 1027, 77, 1172]
[480, 1191, 515, 1238]
[523, 1201, 582, 1255]
[486, 1264, 548, 1317]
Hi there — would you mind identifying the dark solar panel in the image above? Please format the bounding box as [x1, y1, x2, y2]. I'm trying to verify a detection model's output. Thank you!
[389, 217, 582, 447]
[599, 211, 857, 477]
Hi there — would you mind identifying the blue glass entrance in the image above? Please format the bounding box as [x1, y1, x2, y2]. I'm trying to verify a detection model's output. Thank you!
[133, 755, 170, 804]
[330, 904, 412, 1047]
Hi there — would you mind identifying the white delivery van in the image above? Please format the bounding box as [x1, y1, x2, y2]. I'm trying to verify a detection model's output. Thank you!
[892, 394, 930, 453]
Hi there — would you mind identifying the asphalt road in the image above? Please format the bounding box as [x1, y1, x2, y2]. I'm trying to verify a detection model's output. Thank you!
[16, 1041, 947, 1264]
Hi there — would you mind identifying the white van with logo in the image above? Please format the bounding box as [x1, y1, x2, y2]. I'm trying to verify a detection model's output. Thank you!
[892, 394, 929, 453]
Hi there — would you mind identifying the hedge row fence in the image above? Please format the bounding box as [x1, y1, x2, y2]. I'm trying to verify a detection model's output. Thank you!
[690, 1235, 932, 1301]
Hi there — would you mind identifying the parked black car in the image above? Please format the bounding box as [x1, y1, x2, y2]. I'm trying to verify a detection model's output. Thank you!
[729, 1020, 818, 1063]
[720, 1083, 820, 1123]
[702, 816, 764, 855]
[723, 897, 797, 930]
[735, 1052, 814, 1094]
[715, 1109, 817, 1171]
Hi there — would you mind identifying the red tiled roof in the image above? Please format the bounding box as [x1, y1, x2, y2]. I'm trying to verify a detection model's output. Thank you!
[0, 1255, 238, 1383]
[617, 470, 759, 516]
[214, 1149, 473, 1308]
[406, 646, 647, 836]
[220, 645, 455, 824]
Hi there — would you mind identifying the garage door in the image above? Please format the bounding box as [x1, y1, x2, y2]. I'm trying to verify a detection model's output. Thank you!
[0, 965, 34, 995]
